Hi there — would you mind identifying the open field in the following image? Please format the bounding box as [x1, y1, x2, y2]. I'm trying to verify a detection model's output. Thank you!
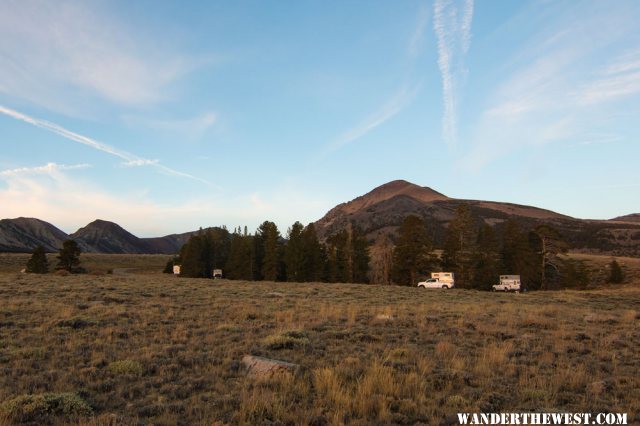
[1, 266, 639, 425]
[0, 254, 171, 275]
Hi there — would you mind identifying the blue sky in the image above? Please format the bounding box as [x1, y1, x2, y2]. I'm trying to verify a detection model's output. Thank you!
[1, 0, 639, 237]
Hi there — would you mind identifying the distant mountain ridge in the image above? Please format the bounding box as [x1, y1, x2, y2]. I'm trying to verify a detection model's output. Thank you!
[70, 220, 149, 254]
[611, 213, 640, 223]
[1, 180, 639, 255]
[0, 218, 69, 253]
[314, 180, 640, 256]
[0, 218, 194, 254]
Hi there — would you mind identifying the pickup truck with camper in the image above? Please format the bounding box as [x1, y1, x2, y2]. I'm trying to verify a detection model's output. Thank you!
[417, 272, 455, 289]
[492, 275, 522, 292]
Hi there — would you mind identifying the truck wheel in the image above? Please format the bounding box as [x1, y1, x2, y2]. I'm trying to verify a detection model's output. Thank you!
[442, 285, 448, 289]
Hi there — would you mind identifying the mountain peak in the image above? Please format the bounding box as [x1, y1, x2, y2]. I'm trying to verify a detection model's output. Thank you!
[366, 180, 449, 203]
[610, 213, 640, 223]
[82, 219, 125, 230]
[336, 180, 449, 216]
[71, 219, 145, 254]
[315, 180, 450, 233]
[0, 217, 69, 252]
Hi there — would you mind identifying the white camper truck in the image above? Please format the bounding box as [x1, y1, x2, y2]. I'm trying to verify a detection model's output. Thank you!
[417, 272, 455, 289]
[213, 269, 223, 279]
[173, 265, 181, 275]
[492, 275, 521, 292]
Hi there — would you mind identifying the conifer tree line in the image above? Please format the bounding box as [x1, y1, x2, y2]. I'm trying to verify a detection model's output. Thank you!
[171, 221, 371, 283]
[391, 205, 595, 290]
[172, 208, 625, 289]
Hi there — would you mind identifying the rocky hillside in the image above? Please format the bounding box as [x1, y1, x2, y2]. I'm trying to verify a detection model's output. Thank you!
[0, 218, 190, 254]
[611, 213, 640, 223]
[141, 232, 197, 255]
[315, 180, 640, 256]
[70, 220, 150, 254]
[0, 218, 69, 253]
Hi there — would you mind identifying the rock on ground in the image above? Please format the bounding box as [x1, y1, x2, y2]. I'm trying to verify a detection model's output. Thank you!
[241, 355, 300, 378]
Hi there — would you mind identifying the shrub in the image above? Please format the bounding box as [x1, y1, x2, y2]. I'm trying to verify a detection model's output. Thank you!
[263, 330, 309, 350]
[108, 360, 144, 376]
[608, 259, 625, 284]
[0, 393, 92, 422]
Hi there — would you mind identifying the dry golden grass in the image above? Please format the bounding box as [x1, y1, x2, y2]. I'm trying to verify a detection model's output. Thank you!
[0, 253, 170, 274]
[0, 253, 639, 424]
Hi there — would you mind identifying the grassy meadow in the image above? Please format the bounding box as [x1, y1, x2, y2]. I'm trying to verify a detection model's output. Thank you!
[0, 254, 639, 425]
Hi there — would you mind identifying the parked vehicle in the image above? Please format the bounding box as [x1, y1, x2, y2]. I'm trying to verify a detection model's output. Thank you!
[492, 275, 521, 292]
[213, 269, 223, 279]
[417, 272, 455, 289]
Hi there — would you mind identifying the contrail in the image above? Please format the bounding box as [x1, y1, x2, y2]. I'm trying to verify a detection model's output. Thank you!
[461, 0, 474, 54]
[433, 0, 474, 146]
[325, 84, 420, 154]
[0, 105, 208, 183]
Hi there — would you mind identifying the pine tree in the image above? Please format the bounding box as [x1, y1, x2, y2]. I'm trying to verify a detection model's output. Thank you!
[391, 215, 435, 286]
[351, 226, 370, 283]
[180, 234, 208, 277]
[162, 259, 173, 274]
[56, 240, 83, 273]
[26, 245, 48, 274]
[323, 244, 338, 283]
[532, 225, 568, 290]
[608, 259, 624, 284]
[256, 221, 283, 281]
[560, 258, 590, 289]
[371, 234, 394, 285]
[327, 229, 350, 282]
[442, 204, 478, 288]
[471, 224, 500, 290]
[226, 231, 254, 280]
[500, 220, 538, 290]
[301, 223, 324, 282]
[284, 222, 305, 282]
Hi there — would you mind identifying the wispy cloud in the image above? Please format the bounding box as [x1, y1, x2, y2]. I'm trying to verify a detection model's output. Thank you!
[123, 112, 218, 140]
[121, 159, 160, 168]
[325, 4, 429, 154]
[0, 1, 202, 114]
[573, 134, 622, 146]
[325, 84, 420, 154]
[460, 1, 640, 170]
[576, 51, 640, 105]
[433, 0, 474, 146]
[0, 105, 207, 183]
[0, 169, 328, 237]
[408, 4, 431, 60]
[0, 163, 91, 178]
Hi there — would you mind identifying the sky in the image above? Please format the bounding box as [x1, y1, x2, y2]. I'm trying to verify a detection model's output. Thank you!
[1, 0, 640, 237]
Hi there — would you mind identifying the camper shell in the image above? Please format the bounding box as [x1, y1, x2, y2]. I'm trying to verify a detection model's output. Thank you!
[417, 272, 455, 289]
[492, 275, 521, 292]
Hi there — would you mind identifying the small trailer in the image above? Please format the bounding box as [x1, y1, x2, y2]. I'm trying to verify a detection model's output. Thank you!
[417, 272, 455, 289]
[492, 275, 521, 292]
